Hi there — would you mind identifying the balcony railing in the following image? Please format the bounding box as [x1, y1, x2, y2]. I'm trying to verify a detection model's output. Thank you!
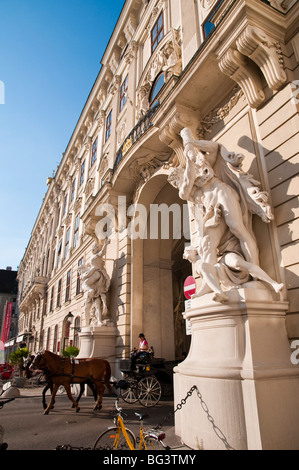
[113, 103, 160, 173]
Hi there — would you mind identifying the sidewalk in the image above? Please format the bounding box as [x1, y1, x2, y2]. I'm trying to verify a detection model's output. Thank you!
[1, 384, 193, 451]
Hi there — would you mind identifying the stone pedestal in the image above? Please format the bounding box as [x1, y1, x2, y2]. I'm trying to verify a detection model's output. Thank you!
[174, 283, 299, 450]
[77, 323, 116, 396]
[77, 323, 116, 370]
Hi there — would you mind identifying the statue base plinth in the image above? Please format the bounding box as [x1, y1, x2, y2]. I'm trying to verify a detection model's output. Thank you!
[77, 323, 116, 362]
[174, 284, 299, 450]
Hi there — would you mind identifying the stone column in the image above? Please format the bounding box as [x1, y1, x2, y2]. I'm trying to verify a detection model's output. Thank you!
[174, 284, 299, 450]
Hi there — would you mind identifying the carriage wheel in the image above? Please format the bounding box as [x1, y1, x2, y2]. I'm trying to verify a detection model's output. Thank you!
[120, 376, 139, 404]
[137, 376, 162, 407]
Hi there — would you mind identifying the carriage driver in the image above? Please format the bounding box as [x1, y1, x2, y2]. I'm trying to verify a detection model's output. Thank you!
[130, 333, 150, 371]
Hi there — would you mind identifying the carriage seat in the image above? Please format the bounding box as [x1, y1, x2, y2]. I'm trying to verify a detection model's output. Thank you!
[135, 351, 152, 365]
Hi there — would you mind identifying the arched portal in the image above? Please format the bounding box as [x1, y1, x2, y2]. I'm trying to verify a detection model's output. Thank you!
[131, 171, 191, 360]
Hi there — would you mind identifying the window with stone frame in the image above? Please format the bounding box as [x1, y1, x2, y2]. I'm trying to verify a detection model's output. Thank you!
[65, 269, 71, 302]
[80, 160, 85, 186]
[73, 316, 81, 347]
[53, 324, 58, 352]
[202, 0, 224, 38]
[105, 109, 112, 141]
[57, 240, 62, 267]
[46, 327, 51, 350]
[76, 257, 83, 295]
[63, 193, 68, 215]
[64, 228, 70, 259]
[151, 11, 164, 54]
[71, 178, 76, 201]
[120, 75, 128, 112]
[73, 214, 80, 248]
[149, 72, 165, 106]
[91, 137, 98, 166]
[49, 286, 54, 312]
[56, 279, 62, 307]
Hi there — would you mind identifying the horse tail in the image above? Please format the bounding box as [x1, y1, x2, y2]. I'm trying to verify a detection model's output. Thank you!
[104, 360, 112, 394]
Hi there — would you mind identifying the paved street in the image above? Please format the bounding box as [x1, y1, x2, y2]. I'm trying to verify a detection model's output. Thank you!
[0, 386, 187, 451]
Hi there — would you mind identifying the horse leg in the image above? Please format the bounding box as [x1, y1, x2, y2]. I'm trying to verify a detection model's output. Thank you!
[42, 384, 49, 410]
[93, 381, 105, 411]
[42, 383, 55, 410]
[73, 383, 85, 408]
[44, 383, 59, 415]
[91, 382, 97, 402]
[65, 383, 80, 413]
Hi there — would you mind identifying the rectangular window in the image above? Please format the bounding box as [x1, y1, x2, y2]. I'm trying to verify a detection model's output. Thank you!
[63, 193, 68, 215]
[53, 325, 58, 352]
[203, 0, 224, 38]
[151, 11, 164, 53]
[49, 286, 54, 312]
[76, 257, 83, 295]
[105, 110, 112, 142]
[49, 218, 53, 236]
[71, 178, 76, 201]
[65, 270, 71, 302]
[80, 160, 85, 186]
[64, 228, 70, 259]
[46, 327, 51, 350]
[91, 137, 98, 166]
[56, 279, 62, 308]
[73, 214, 80, 248]
[120, 75, 128, 112]
[57, 240, 62, 268]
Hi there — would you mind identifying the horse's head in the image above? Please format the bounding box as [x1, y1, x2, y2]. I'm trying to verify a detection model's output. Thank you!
[30, 349, 47, 371]
[24, 355, 36, 378]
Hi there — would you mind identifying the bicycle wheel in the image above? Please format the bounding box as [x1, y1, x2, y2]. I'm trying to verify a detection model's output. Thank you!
[137, 376, 162, 407]
[144, 435, 167, 450]
[120, 377, 139, 404]
[93, 427, 136, 450]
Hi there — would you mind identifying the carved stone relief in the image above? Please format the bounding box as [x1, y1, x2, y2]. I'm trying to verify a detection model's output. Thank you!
[130, 152, 171, 202]
[167, 127, 284, 303]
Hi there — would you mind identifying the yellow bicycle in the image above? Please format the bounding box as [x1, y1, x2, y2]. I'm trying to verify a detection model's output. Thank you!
[93, 399, 169, 450]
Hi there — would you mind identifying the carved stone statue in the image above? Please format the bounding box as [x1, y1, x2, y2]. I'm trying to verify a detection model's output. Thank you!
[79, 238, 111, 325]
[169, 127, 284, 303]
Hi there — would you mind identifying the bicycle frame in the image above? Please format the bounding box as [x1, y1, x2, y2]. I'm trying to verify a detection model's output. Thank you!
[95, 399, 167, 451]
[112, 415, 135, 450]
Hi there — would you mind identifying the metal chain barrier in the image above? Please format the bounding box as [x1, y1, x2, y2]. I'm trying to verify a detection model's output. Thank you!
[157, 385, 235, 451]
[55, 385, 235, 451]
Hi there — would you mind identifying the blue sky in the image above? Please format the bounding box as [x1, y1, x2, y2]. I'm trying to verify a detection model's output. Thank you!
[0, 0, 125, 271]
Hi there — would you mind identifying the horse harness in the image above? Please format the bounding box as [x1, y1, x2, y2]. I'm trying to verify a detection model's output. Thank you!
[49, 357, 94, 382]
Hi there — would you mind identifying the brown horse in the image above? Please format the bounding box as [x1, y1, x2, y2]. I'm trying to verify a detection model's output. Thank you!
[30, 350, 112, 415]
[24, 355, 97, 411]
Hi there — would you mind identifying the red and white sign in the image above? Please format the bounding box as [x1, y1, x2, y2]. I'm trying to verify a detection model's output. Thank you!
[184, 276, 196, 299]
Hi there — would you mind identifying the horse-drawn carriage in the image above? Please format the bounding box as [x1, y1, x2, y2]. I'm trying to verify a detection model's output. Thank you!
[118, 354, 176, 407]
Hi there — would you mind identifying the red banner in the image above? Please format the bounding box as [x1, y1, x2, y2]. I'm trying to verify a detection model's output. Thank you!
[1, 302, 13, 345]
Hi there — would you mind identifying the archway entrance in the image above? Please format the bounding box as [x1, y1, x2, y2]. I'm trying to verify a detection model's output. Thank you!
[131, 172, 191, 361]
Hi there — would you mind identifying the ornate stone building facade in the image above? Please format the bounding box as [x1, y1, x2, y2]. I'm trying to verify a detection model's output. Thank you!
[16, 0, 299, 448]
